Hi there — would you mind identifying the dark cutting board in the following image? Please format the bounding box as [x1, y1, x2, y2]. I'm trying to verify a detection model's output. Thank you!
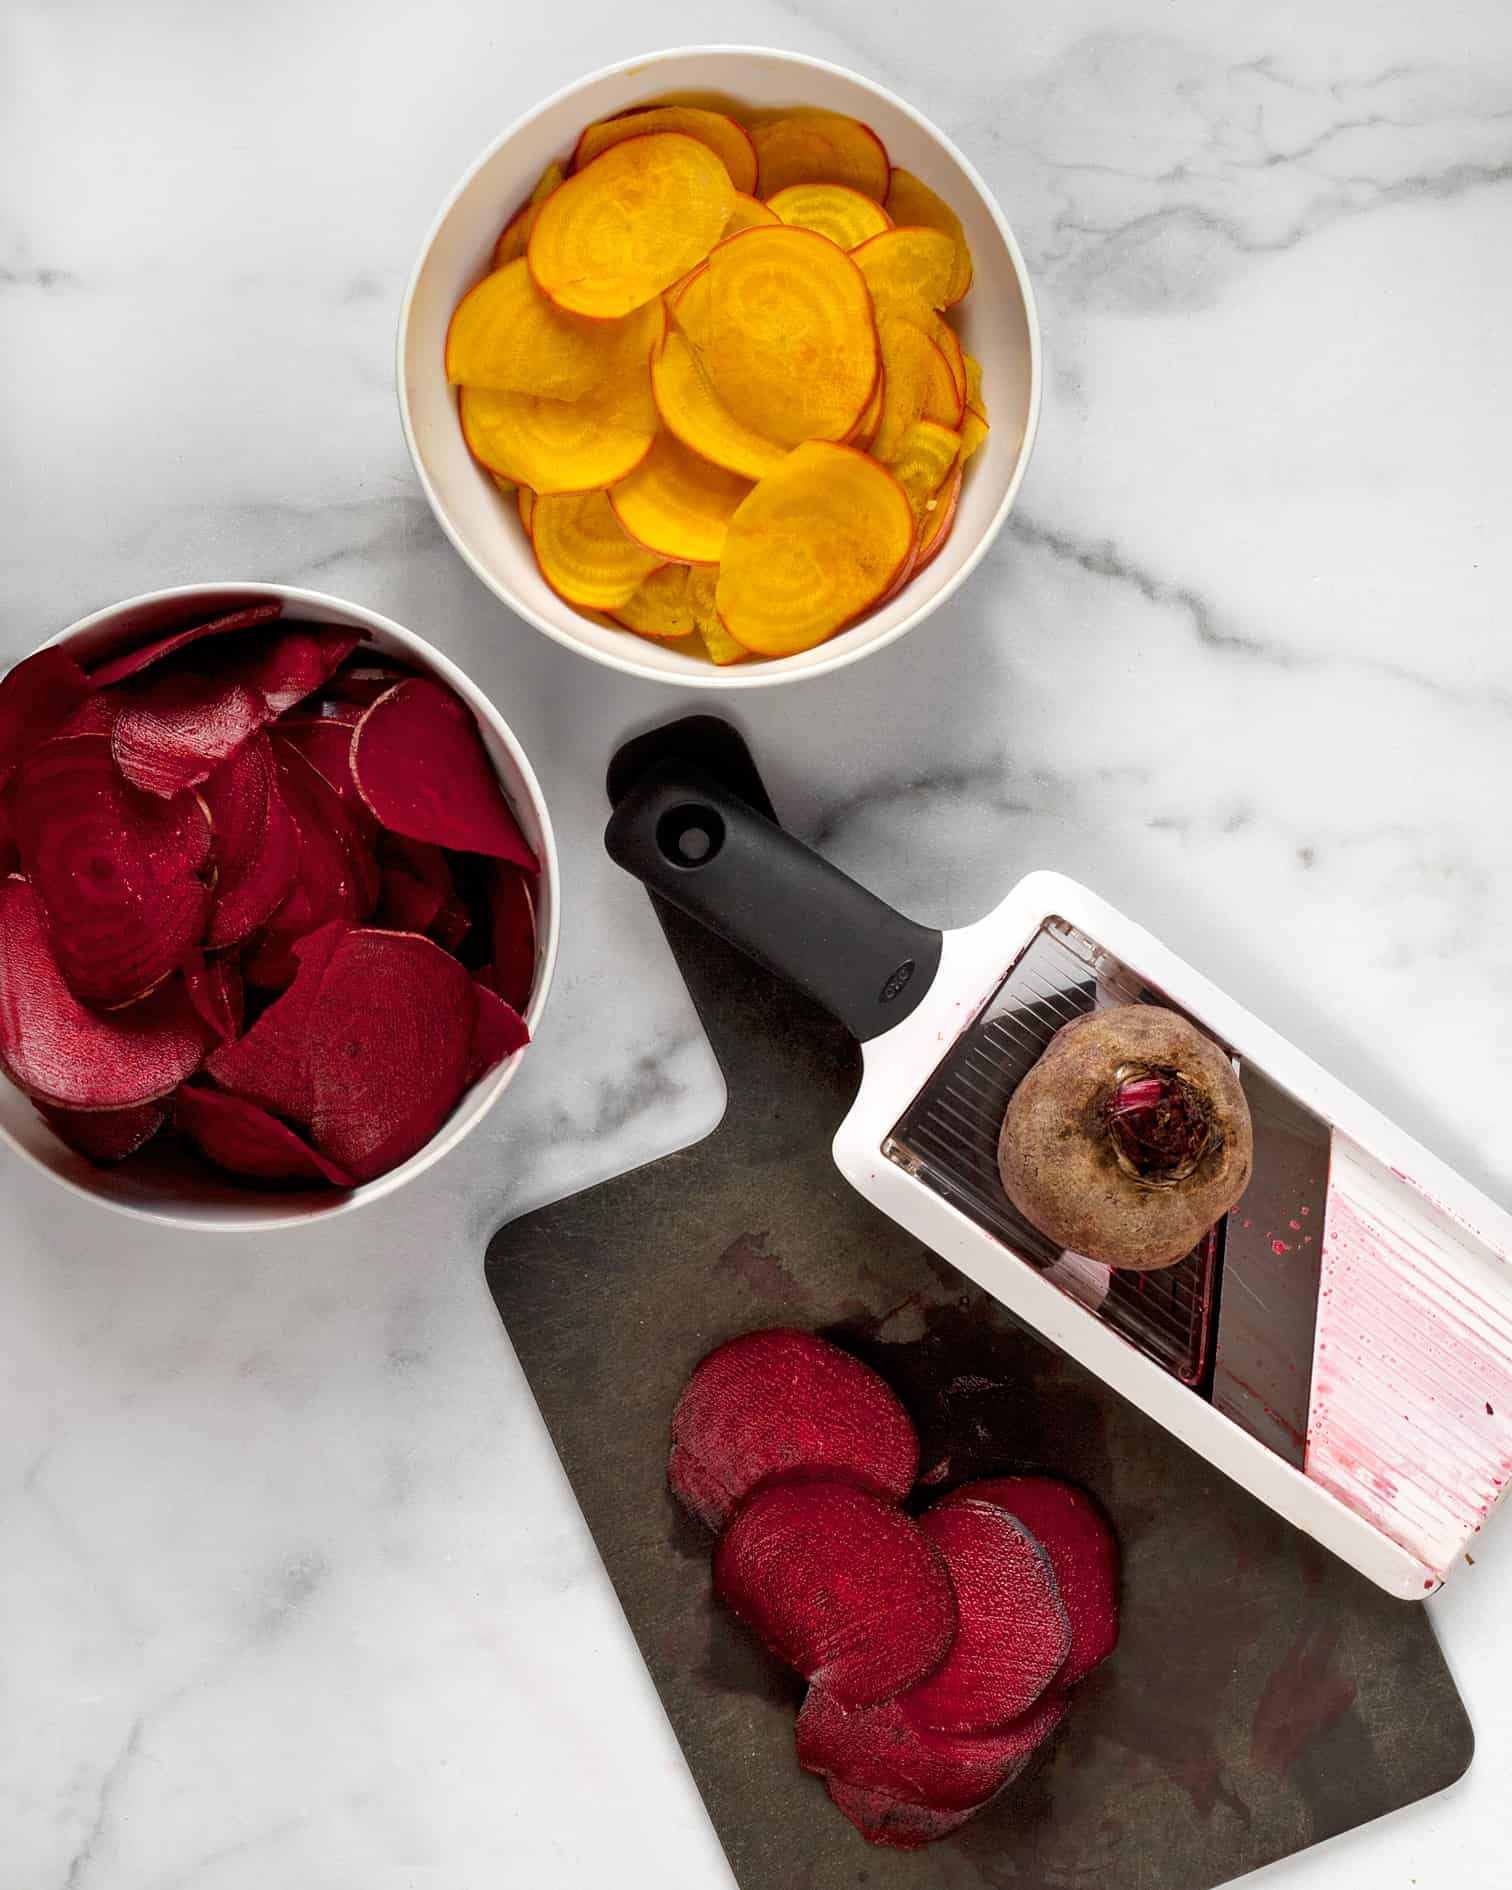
[485, 721, 1472, 1890]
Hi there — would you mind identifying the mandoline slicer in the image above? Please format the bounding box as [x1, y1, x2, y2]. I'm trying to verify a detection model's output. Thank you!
[606, 727, 1512, 1599]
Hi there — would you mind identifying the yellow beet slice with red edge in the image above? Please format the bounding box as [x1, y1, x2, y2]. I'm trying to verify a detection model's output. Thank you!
[853, 225, 959, 322]
[573, 106, 758, 194]
[704, 226, 878, 449]
[529, 133, 734, 319]
[847, 375, 884, 449]
[766, 183, 891, 249]
[884, 419, 961, 519]
[871, 316, 957, 460]
[492, 161, 567, 269]
[609, 431, 752, 564]
[922, 334, 965, 426]
[715, 441, 915, 656]
[446, 260, 662, 399]
[930, 315, 967, 407]
[692, 574, 748, 665]
[530, 491, 663, 609]
[963, 351, 986, 419]
[882, 168, 973, 304]
[612, 564, 702, 639]
[724, 192, 780, 237]
[752, 110, 890, 201]
[517, 485, 537, 533]
[460, 373, 656, 495]
[490, 472, 517, 497]
[651, 330, 789, 481]
[915, 463, 962, 572]
[959, 406, 989, 464]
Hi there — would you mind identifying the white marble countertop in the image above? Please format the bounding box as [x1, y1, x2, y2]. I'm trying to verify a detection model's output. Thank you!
[5, 2, 1511, 1884]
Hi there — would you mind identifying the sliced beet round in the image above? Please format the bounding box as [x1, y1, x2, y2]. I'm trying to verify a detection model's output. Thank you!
[112, 673, 268, 798]
[175, 1083, 354, 1186]
[57, 693, 124, 738]
[183, 950, 244, 1042]
[306, 927, 478, 1182]
[484, 862, 536, 1012]
[466, 980, 529, 1085]
[275, 712, 362, 809]
[822, 1780, 978, 1851]
[14, 734, 212, 1007]
[0, 878, 212, 1108]
[901, 1498, 1071, 1734]
[86, 601, 284, 687]
[949, 1477, 1119, 1687]
[376, 833, 454, 936]
[211, 783, 301, 957]
[205, 920, 349, 1121]
[0, 790, 16, 875]
[241, 624, 360, 717]
[320, 657, 419, 708]
[352, 679, 536, 868]
[669, 1328, 918, 1532]
[36, 1099, 168, 1165]
[0, 648, 93, 791]
[712, 1481, 956, 1707]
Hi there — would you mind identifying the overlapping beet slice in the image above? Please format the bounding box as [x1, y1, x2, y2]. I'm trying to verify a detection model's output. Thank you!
[467, 981, 530, 1084]
[713, 1481, 956, 1706]
[205, 920, 348, 1122]
[275, 709, 362, 810]
[352, 679, 537, 868]
[376, 833, 455, 936]
[305, 928, 478, 1182]
[201, 733, 302, 950]
[954, 1477, 1120, 1687]
[14, 734, 212, 1007]
[87, 602, 284, 688]
[670, 1328, 919, 1531]
[176, 1084, 354, 1186]
[903, 1497, 1071, 1734]
[36, 1099, 168, 1165]
[0, 878, 212, 1109]
[183, 950, 245, 1042]
[483, 862, 537, 1012]
[0, 648, 93, 790]
[0, 792, 16, 875]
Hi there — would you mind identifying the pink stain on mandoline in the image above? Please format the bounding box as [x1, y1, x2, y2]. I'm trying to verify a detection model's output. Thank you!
[1306, 1149, 1512, 1578]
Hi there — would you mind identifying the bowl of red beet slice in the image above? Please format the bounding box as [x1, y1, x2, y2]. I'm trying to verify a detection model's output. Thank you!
[0, 582, 558, 1229]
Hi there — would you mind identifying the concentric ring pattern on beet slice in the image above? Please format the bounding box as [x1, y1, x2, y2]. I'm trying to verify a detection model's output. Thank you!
[175, 1084, 354, 1187]
[669, 1327, 919, 1531]
[951, 1476, 1120, 1687]
[902, 1497, 1071, 1734]
[713, 1481, 956, 1706]
[305, 927, 478, 1183]
[352, 679, 537, 867]
[14, 733, 212, 1007]
[0, 877, 212, 1109]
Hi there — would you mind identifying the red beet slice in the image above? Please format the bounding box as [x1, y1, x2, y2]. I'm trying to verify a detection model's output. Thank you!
[183, 950, 244, 1042]
[209, 781, 301, 953]
[352, 680, 536, 868]
[901, 1498, 1071, 1734]
[0, 878, 212, 1108]
[14, 734, 212, 1007]
[242, 625, 359, 717]
[276, 713, 362, 809]
[823, 1781, 978, 1850]
[431, 892, 471, 953]
[205, 920, 348, 1121]
[321, 658, 419, 708]
[376, 834, 453, 936]
[87, 602, 284, 688]
[712, 1481, 956, 1706]
[948, 1477, 1119, 1687]
[36, 1099, 168, 1165]
[57, 693, 123, 738]
[484, 862, 537, 1012]
[305, 927, 478, 1182]
[466, 980, 529, 1084]
[175, 1084, 354, 1186]
[669, 1328, 919, 1532]
[0, 791, 15, 875]
[0, 648, 94, 792]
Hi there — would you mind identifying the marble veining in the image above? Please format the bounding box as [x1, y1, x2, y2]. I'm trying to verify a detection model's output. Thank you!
[3, 2, 1511, 1886]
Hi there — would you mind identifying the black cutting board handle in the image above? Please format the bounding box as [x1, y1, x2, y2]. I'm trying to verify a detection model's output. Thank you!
[606, 717, 943, 1044]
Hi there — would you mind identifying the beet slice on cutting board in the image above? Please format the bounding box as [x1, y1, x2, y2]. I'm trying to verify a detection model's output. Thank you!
[669, 1327, 919, 1531]
[822, 1781, 979, 1850]
[175, 1084, 354, 1186]
[0, 878, 212, 1109]
[35, 1100, 168, 1165]
[352, 679, 537, 868]
[87, 601, 284, 687]
[305, 927, 478, 1182]
[0, 648, 93, 790]
[205, 920, 349, 1122]
[902, 1497, 1071, 1734]
[951, 1477, 1120, 1687]
[713, 1481, 956, 1707]
[13, 734, 212, 1007]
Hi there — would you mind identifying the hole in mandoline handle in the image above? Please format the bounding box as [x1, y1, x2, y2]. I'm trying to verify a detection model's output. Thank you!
[656, 802, 726, 868]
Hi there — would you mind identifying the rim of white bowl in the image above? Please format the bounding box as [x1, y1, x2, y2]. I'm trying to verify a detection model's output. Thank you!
[396, 44, 1042, 691]
[4, 579, 560, 1232]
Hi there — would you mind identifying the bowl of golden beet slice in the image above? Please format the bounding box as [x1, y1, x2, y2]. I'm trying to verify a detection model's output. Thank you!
[400, 46, 1039, 686]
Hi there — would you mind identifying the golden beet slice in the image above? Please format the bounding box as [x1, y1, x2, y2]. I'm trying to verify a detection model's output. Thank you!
[612, 564, 704, 640]
[724, 192, 780, 236]
[704, 226, 878, 449]
[767, 183, 891, 249]
[853, 226, 959, 322]
[915, 464, 962, 572]
[847, 376, 884, 450]
[574, 106, 757, 194]
[930, 316, 966, 407]
[528, 132, 734, 319]
[651, 330, 788, 480]
[885, 419, 961, 519]
[922, 336, 965, 427]
[460, 375, 655, 494]
[517, 485, 537, 533]
[531, 491, 663, 609]
[882, 168, 973, 304]
[491, 161, 566, 269]
[872, 317, 957, 460]
[752, 110, 890, 201]
[716, 442, 915, 656]
[610, 431, 752, 564]
[963, 351, 986, 418]
[959, 407, 989, 464]
[446, 259, 662, 399]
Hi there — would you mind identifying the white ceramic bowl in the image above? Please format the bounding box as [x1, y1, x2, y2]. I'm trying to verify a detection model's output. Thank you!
[399, 45, 1040, 689]
[0, 581, 559, 1231]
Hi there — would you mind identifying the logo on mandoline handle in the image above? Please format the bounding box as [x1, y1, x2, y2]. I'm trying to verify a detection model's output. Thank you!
[879, 960, 916, 1005]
